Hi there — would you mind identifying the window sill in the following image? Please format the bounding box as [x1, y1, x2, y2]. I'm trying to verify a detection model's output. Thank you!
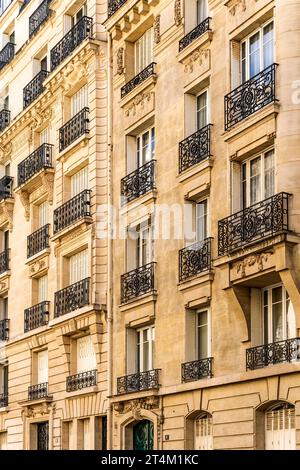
[16, 168, 55, 195]
[110, 388, 159, 401]
[58, 133, 90, 162]
[120, 189, 157, 217]
[177, 30, 213, 64]
[26, 248, 51, 266]
[19, 396, 53, 407]
[177, 158, 213, 185]
[51, 216, 93, 242]
[63, 386, 99, 399]
[48, 303, 100, 327]
[119, 291, 157, 312]
[178, 271, 214, 291]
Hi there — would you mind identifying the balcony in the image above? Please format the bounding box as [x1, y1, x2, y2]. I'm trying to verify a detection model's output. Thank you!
[121, 262, 155, 304]
[179, 17, 211, 52]
[0, 319, 9, 341]
[218, 192, 290, 256]
[50, 16, 93, 71]
[29, 0, 52, 38]
[0, 176, 13, 201]
[0, 393, 8, 408]
[121, 62, 156, 99]
[121, 160, 155, 204]
[225, 64, 277, 131]
[28, 383, 48, 401]
[182, 358, 213, 383]
[23, 70, 49, 109]
[54, 277, 90, 317]
[66, 370, 97, 392]
[27, 224, 50, 259]
[179, 238, 213, 283]
[53, 189, 91, 234]
[117, 369, 160, 395]
[0, 249, 9, 274]
[246, 338, 300, 371]
[0, 109, 10, 133]
[24, 301, 50, 333]
[59, 108, 89, 152]
[108, 0, 127, 17]
[18, 144, 53, 187]
[0, 43, 14, 71]
[179, 124, 212, 173]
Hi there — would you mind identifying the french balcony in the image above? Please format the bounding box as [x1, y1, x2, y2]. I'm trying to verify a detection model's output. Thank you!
[179, 124, 212, 173]
[182, 357, 213, 383]
[66, 370, 97, 392]
[23, 70, 49, 109]
[54, 277, 90, 317]
[50, 16, 93, 71]
[121, 160, 155, 204]
[28, 383, 48, 401]
[0, 319, 9, 341]
[29, 0, 52, 38]
[121, 62, 156, 99]
[0, 249, 10, 275]
[0, 176, 13, 201]
[179, 238, 213, 283]
[53, 189, 91, 234]
[225, 63, 277, 131]
[121, 262, 155, 304]
[218, 192, 290, 256]
[179, 17, 211, 52]
[18, 143, 53, 187]
[246, 338, 300, 371]
[117, 369, 160, 395]
[27, 224, 50, 259]
[24, 301, 50, 333]
[0, 42, 14, 71]
[108, 0, 127, 17]
[59, 108, 89, 152]
[0, 109, 10, 133]
[0, 393, 8, 408]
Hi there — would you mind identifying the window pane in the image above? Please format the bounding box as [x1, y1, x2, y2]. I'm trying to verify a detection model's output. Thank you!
[196, 200, 207, 242]
[263, 22, 274, 68]
[142, 131, 150, 163]
[241, 42, 247, 83]
[250, 157, 261, 205]
[272, 287, 283, 342]
[249, 32, 260, 78]
[197, 0, 208, 24]
[197, 311, 208, 359]
[197, 92, 208, 130]
[264, 150, 275, 199]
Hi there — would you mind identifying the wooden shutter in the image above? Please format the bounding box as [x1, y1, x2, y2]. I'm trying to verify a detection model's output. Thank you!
[195, 416, 213, 450]
[265, 408, 296, 450]
[37, 350, 48, 384]
[76, 336, 96, 373]
[69, 249, 88, 285]
[72, 85, 88, 116]
[71, 167, 88, 198]
[38, 275, 48, 303]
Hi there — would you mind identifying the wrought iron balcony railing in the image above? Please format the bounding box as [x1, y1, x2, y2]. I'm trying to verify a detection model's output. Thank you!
[121, 62, 156, 99]
[50, 16, 93, 71]
[54, 277, 90, 317]
[218, 192, 290, 256]
[0, 42, 14, 71]
[121, 160, 155, 204]
[0, 176, 13, 200]
[182, 357, 213, 383]
[179, 124, 212, 173]
[59, 107, 89, 152]
[27, 224, 50, 259]
[0, 249, 9, 275]
[0, 109, 10, 132]
[108, 0, 127, 17]
[53, 189, 91, 234]
[179, 238, 213, 282]
[28, 383, 48, 401]
[179, 17, 211, 52]
[66, 370, 97, 392]
[117, 369, 160, 394]
[0, 319, 9, 341]
[225, 64, 277, 131]
[29, 0, 52, 37]
[23, 70, 49, 109]
[24, 301, 50, 333]
[18, 143, 53, 186]
[0, 393, 8, 407]
[121, 262, 155, 304]
[246, 338, 300, 371]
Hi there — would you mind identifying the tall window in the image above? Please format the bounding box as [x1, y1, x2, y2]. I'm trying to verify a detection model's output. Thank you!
[71, 3, 87, 27]
[196, 309, 209, 360]
[69, 249, 88, 285]
[71, 85, 88, 117]
[195, 200, 208, 243]
[265, 403, 295, 450]
[0, 364, 8, 399]
[241, 21, 274, 82]
[136, 224, 153, 268]
[197, 0, 208, 24]
[38, 275, 48, 303]
[40, 127, 49, 145]
[76, 336, 96, 373]
[136, 127, 155, 167]
[242, 149, 275, 208]
[71, 167, 88, 198]
[137, 326, 155, 372]
[194, 413, 213, 450]
[263, 285, 295, 344]
[36, 350, 48, 384]
[134, 28, 153, 74]
[38, 201, 49, 227]
[196, 90, 208, 130]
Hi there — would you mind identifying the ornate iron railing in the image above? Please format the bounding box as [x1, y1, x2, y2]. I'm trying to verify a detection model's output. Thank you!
[66, 370, 97, 392]
[121, 160, 156, 204]
[23, 70, 49, 109]
[59, 107, 89, 152]
[0, 176, 13, 200]
[27, 224, 50, 259]
[246, 338, 300, 371]
[218, 192, 290, 256]
[121, 62, 156, 99]
[0, 109, 10, 132]
[18, 143, 53, 186]
[0, 319, 9, 341]
[179, 238, 213, 282]
[0, 249, 9, 274]
[121, 262, 155, 304]
[53, 189, 91, 234]
[108, 0, 127, 17]
[179, 124, 212, 173]
[0, 42, 14, 70]
[28, 382, 48, 401]
[0, 393, 8, 408]
[179, 17, 211, 52]
[117, 369, 160, 394]
[24, 301, 50, 333]
[225, 64, 277, 131]
[54, 277, 90, 317]
[29, 0, 52, 37]
[50, 16, 93, 71]
[182, 358, 213, 382]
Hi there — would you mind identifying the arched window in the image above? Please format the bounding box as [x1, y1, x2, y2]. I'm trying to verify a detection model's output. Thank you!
[194, 413, 213, 450]
[265, 402, 295, 450]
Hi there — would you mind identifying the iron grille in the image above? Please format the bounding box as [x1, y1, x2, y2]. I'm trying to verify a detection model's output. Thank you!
[66, 370, 97, 392]
[179, 124, 212, 173]
[121, 62, 156, 99]
[53, 189, 91, 234]
[0, 319, 9, 341]
[121, 262, 155, 304]
[29, 0, 52, 37]
[0, 42, 14, 70]
[182, 358, 213, 382]
[24, 301, 50, 333]
[28, 382, 48, 401]
[179, 17, 211, 52]
[59, 107, 89, 152]
[121, 160, 155, 204]
[246, 338, 300, 370]
[179, 238, 213, 282]
[23, 70, 49, 109]
[0, 109, 10, 132]
[117, 369, 160, 394]
[18, 143, 53, 186]
[54, 277, 90, 317]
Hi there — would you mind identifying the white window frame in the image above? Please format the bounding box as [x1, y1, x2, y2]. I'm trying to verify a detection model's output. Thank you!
[136, 223, 153, 268]
[134, 28, 154, 75]
[136, 325, 155, 373]
[194, 413, 213, 450]
[76, 335, 96, 373]
[196, 89, 209, 131]
[38, 275, 48, 304]
[136, 126, 155, 168]
[71, 166, 89, 198]
[262, 284, 295, 344]
[38, 201, 49, 227]
[71, 85, 88, 117]
[195, 308, 211, 360]
[37, 349, 48, 384]
[195, 198, 209, 243]
[69, 249, 89, 285]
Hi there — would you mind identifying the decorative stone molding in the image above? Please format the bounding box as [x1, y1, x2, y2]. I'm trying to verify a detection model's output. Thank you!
[117, 47, 124, 75]
[235, 252, 273, 278]
[27, 334, 48, 350]
[226, 0, 247, 16]
[113, 397, 160, 417]
[0, 275, 10, 296]
[28, 254, 49, 278]
[0, 199, 15, 231]
[154, 15, 160, 44]
[22, 402, 55, 419]
[174, 0, 182, 26]
[124, 92, 152, 117]
[184, 48, 210, 74]
[18, 190, 30, 221]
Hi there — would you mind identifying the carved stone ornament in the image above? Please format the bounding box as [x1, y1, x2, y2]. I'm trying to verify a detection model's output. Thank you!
[114, 397, 160, 417]
[0, 199, 15, 231]
[124, 92, 152, 117]
[236, 251, 273, 278]
[227, 0, 247, 16]
[154, 15, 161, 44]
[174, 0, 182, 26]
[29, 258, 48, 277]
[18, 190, 30, 221]
[117, 47, 124, 75]
[184, 48, 210, 74]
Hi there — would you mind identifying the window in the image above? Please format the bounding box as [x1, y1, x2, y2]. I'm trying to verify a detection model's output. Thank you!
[265, 403, 295, 450]
[136, 127, 155, 167]
[71, 85, 88, 117]
[40, 127, 49, 145]
[0, 229, 9, 251]
[197, 0, 208, 24]
[71, 4, 87, 28]
[40, 56, 47, 72]
[196, 90, 208, 130]
[69, 249, 88, 285]
[195, 200, 208, 243]
[0, 431, 7, 450]
[36, 422, 49, 450]
[0, 364, 8, 400]
[38, 202, 49, 227]
[196, 309, 209, 360]
[76, 336, 96, 373]
[136, 224, 153, 268]
[38, 275, 48, 303]
[241, 21, 274, 82]
[36, 350, 48, 384]
[0, 297, 8, 322]
[137, 326, 155, 372]
[263, 285, 296, 344]
[194, 414, 213, 450]
[71, 167, 88, 198]
[3, 95, 9, 111]
[241, 149, 275, 208]
[134, 28, 153, 74]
